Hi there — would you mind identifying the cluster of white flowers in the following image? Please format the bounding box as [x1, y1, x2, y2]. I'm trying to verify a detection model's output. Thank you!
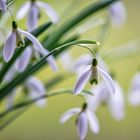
[0, 0, 139, 140]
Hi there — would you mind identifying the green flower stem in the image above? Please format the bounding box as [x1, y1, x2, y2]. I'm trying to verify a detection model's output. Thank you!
[0, 22, 52, 84]
[0, 40, 99, 100]
[0, 89, 93, 118]
[44, 0, 118, 50]
[0, 108, 28, 132]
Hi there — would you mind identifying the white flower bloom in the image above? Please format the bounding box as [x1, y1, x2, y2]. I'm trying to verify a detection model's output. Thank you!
[16, 2, 30, 20]
[109, 1, 127, 27]
[15, 46, 32, 72]
[37, 1, 59, 23]
[74, 58, 115, 95]
[128, 72, 140, 106]
[15, 45, 58, 72]
[86, 80, 125, 121]
[16, 0, 59, 31]
[3, 31, 17, 62]
[0, 0, 6, 11]
[27, 2, 39, 32]
[6, 77, 47, 108]
[4, 65, 17, 83]
[26, 77, 47, 107]
[60, 104, 99, 140]
[3, 21, 57, 72]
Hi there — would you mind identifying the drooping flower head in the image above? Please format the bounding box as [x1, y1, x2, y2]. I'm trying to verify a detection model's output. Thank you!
[74, 58, 116, 95]
[16, 0, 59, 31]
[86, 80, 125, 121]
[25, 77, 47, 107]
[6, 76, 47, 109]
[3, 20, 58, 72]
[60, 103, 99, 140]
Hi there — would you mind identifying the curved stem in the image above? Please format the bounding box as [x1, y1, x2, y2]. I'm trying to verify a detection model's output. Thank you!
[7, 8, 15, 21]
[0, 89, 93, 118]
[77, 45, 97, 57]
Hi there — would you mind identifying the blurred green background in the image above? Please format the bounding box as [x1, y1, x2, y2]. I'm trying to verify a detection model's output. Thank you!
[1, 0, 140, 140]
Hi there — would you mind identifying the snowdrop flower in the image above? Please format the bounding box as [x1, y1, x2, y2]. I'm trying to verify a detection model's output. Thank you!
[0, 0, 6, 11]
[7, 77, 47, 108]
[15, 46, 32, 72]
[4, 65, 17, 83]
[1, 62, 17, 84]
[86, 80, 125, 121]
[16, 0, 59, 31]
[15, 44, 58, 72]
[109, 1, 127, 27]
[74, 58, 115, 95]
[128, 72, 140, 106]
[3, 21, 57, 71]
[25, 77, 47, 107]
[60, 103, 99, 140]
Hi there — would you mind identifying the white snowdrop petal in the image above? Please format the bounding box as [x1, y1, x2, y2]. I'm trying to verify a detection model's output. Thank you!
[87, 110, 99, 134]
[16, 46, 32, 72]
[19, 29, 58, 72]
[26, 77, 46, 94]
[16, 2, 30, 20]
[128, 90, 140, 106]
[37, 1, 59, 23]
[6, 91, 17, 109]
[3, 32, 16, 62]
[26, 77, 47, 107]
[74, 67, 92, 95]
[77, 112, 88, 140]
[19, 29, 44, 52]
[98, 67, 116, 94]
[60, 108, 81, 124]
[108, 82, 125, 120]
[128, 73, 140, 106]
[130, 73, 140, 91]
[0, 0, 6, 11]
[4, 66, 16, 83]
[27, 3, 39, 32]
[109, 1, 127, 27]
[41, 49, 58, 72]
[29, 91, 46, 107]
